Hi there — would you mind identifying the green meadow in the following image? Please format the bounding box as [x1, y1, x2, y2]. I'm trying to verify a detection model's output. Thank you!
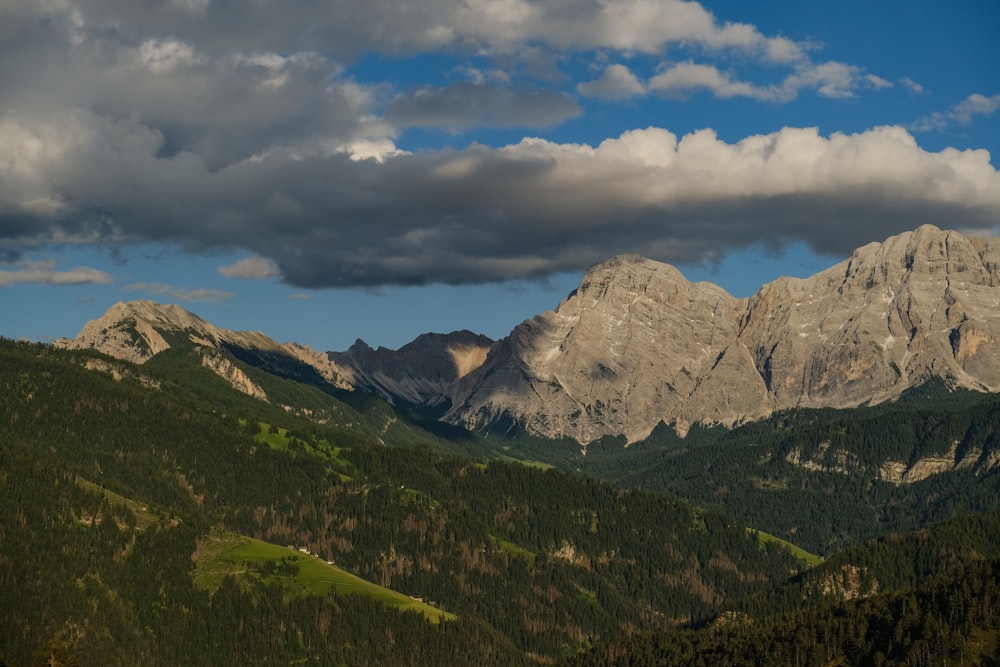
[194, 533, 454, 623]
[748, 528, 823, 567]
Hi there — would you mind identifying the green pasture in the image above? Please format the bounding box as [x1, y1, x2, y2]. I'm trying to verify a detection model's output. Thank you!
[194, 534, 453, 623]
[748, 528, 823, 567]
[490, 535, 537, 565]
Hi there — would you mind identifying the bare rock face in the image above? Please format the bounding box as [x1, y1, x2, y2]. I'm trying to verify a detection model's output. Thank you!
[328, 331, 494, 406]
[56, 299, 493, 410]
[445, 255, 747, 442]
[56, 300, 286, 363]
[55, 300, 318, 397]
[200, 351, 269, 401]
[55, 225, 1000, 447]
[446, 226, 1000, 444]
[55, 300, 179, 363]
[740, 225, 1000, 411]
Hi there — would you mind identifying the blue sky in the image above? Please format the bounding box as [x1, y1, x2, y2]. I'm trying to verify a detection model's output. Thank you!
[2, 0, 998, 351]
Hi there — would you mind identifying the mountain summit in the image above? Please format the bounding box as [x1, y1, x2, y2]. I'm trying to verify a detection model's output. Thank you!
[54, 299, 282, 364]
[57, 225, 1000, 445]
[444, 225, 1000, 442]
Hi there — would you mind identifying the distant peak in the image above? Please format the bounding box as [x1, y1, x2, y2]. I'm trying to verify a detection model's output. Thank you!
[101, 300, 208, 330]
[589, 254, 661, 271]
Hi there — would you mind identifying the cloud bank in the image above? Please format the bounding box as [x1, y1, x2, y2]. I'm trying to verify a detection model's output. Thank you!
[1, 0, 997, 289]
[4, 108, 998, 286]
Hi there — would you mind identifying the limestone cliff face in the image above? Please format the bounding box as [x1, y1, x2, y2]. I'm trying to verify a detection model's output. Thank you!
[54, 300, 314, 397]
[740, 225, 1000, 411]
[55, 226, 1000, 446]
[55, 299, 493, 410]
[445, 255, 746, 442]
[200, 351, 269, 401]
[446, 226, 1000, 444]
[56, 300, 286, 364]
[326, 331, 493, 406]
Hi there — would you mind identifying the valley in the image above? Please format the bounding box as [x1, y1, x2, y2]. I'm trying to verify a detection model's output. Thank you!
[4, 225, 1000, 665]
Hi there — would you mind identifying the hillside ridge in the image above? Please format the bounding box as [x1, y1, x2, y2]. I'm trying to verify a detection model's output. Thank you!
[56, 224, 1000, 444]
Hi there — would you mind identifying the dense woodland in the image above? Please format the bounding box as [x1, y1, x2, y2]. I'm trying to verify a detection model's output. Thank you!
[493, 379, 1000, 555]
[562, 558, 1000, 666]
[2, 337, 999, 665]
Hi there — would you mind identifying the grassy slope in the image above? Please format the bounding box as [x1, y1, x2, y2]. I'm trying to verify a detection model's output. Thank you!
[193, 533, 454, 624]
[748, 528, 823, 567]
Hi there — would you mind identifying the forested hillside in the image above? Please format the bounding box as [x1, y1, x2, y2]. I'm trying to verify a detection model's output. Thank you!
[561, 558, 1000, 666]
[3, 338, 999, 665]
[499, 382, 1000, 555]
[1, 339, 807, 664]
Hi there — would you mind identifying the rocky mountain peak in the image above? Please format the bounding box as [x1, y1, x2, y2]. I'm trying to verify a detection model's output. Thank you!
[329, 331, 494, 406]
[108, 299, 213, 329]
[446, 254, 745, 443]
[447, 226, 1000, 444]
[53, 225, 1000, 447]
[56, 299, 282, 364]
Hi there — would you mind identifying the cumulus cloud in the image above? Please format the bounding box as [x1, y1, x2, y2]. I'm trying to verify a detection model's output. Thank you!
[0, 15, 382, 169]
[577, 64, 647, 100]
[219, 257, 281, 279]
[385, 82, 581, 130]
[0, 0, 992, 293]
[12, 0, 804, 62]
[3, 108, 998, 287]
[0, 259, 113, 287]
[646, 60, 880, 102]
[126, 282, 234, 303]
[909, 93, 1000, 132]
[649, 62, 756, 99]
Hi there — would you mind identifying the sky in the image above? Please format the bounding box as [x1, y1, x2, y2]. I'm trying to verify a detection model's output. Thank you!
[2, 0, 999, 351]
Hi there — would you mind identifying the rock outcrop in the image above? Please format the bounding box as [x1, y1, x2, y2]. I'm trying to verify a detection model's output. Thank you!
[56, 300, 493, 409]
[444, 225, 1000, 443]
[55, 300, 287, 364]
[444, 255, 747, 442]
[327, 331, 493, 406]
[56, 225, 1000, 447]
[55, 300, 301, 398]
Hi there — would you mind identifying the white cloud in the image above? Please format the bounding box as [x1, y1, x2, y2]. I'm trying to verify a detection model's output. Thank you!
[864, 74, 893, 90]
[219, 257, 281, 279]
[648, 62, 756, 99]
[5, 104, 997, 287]
[577, 64, 646, 100]
[0, 259, 113, 286]
[645, 59, 879, 102]
[899, 77, 925, 94]
[10, 0, 807, 62]
[909, 93, 1000, 132]
[951, 93, 1000, 124]
[126, 282, 234, 303]
[780, 61, 862, 100]
[0, 8, 384, 170]
[0, 0, 993, 290]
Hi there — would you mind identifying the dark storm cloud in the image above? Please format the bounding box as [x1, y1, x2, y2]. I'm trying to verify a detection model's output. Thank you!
[1, 1, 998, 289]
[4, 107, 999, 288]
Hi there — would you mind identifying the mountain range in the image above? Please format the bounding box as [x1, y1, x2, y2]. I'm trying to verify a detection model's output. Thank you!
[57, 224, 1000, 445]
[12, 222, 1000, 665]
